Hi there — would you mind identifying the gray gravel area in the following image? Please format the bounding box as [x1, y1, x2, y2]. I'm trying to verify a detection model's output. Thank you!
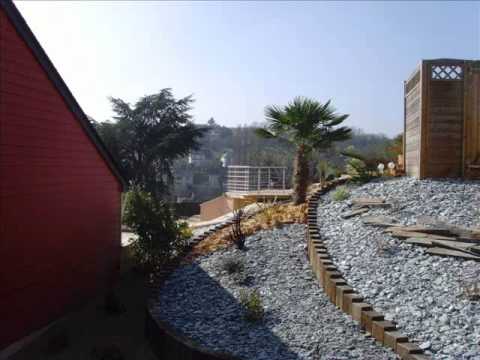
[317, 177, 480, 359]
[151, 224, 397, 360]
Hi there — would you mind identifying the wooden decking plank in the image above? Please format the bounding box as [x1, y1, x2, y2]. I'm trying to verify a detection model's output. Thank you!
[404, 238, 433, 247]
[341, 208, 369, 219]
[352, 197, 386, 205]
[426, 247, 480, 261]
[430, 240, 478, 256]
[362, 215, 398, 227]
[389, 230, 456, 241]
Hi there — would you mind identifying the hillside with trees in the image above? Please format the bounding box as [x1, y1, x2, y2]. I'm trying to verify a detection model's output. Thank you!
[92, 91, 401, 204]
[172, 118, 401, 203]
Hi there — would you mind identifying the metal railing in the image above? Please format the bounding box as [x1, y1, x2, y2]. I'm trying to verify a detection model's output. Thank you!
[226, 166, 287, 193]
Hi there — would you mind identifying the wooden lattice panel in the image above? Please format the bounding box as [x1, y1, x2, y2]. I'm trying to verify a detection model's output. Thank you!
[431, 65, 463, 80]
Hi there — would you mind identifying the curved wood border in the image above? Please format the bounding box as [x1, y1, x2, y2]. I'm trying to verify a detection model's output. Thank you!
[306, 179, 431, 360]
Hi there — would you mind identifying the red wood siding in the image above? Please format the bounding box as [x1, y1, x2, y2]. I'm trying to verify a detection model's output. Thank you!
[0, 8, 121, 349]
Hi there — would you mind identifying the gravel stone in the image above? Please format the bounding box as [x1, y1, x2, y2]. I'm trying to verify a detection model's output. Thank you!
[317, 177, 480, 360]
[151, 224, 397, 359]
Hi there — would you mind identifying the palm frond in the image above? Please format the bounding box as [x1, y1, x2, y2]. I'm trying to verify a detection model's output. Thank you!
[255, 128, 277, 139]
[340, 147, 366, 162]
[262, 97, 351, 150]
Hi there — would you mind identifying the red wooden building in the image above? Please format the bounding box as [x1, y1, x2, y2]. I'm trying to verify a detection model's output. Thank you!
[0, 0, 126, 350]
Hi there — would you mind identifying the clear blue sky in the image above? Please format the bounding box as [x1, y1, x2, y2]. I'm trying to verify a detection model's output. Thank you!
[15, 1, 479, 136]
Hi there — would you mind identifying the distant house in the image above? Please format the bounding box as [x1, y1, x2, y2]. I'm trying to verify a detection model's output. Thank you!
[0, 0, 126, 350]
[188, 151, 208, 165]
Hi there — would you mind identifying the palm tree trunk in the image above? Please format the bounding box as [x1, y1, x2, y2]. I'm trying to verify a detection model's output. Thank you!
[293, 144, 309, 205]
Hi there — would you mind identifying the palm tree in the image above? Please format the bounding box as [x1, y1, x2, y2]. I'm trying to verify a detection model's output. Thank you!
[256, 97, 351, 205]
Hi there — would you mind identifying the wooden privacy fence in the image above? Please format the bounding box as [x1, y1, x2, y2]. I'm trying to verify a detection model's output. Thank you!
[404, 59, 480, 179]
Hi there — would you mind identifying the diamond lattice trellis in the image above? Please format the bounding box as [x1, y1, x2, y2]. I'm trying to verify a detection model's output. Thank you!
[431, 65, 463, 80]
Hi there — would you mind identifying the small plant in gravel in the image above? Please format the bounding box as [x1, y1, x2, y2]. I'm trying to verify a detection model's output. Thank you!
[331, 186, 350, 201]
[375, 237, 392, 256]
[221, 256, 245, 275]
[229, 209, 246, 250]
[461, 281, 480, 302]
[239, 289, 264, 322]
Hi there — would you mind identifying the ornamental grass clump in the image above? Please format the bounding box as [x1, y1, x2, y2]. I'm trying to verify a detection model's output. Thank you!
[332, 186, 350, 201]
[229, 209, 246, 250]
[239, 289, 264, 322]
[317, 160, 338, 186]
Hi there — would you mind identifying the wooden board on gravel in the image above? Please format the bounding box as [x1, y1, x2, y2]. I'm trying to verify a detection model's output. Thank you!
[413, 217, 480, 240]
[426, 247, 480, 261]
[385, 225, 480, 243]
[362, 215, 398, 227]
[388, 230, 456, 241]
[430, 240, 480, 256]
[341, 208, 369, 219]
[353, 203, 391, 210]
[405, 238, 476, 250]
[379, 218, 480, 261]
[384, 225, 451, 235]
[352, 197, 385, 205]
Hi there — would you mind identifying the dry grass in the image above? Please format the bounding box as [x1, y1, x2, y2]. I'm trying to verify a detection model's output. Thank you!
[185, 202, 307, 260]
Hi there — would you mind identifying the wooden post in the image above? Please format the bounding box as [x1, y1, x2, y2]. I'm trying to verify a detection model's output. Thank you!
[268, 167, 271, 189]
[257, 168, 260, 191]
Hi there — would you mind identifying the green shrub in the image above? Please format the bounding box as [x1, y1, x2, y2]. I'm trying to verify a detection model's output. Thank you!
[239, 289, 264, 322]
[178, 222, 193, 239]
[331, 186, 350, 201]
[123, 187, 190, 270]
[345, 158, 376, 183]
[341, 146, 381, 183]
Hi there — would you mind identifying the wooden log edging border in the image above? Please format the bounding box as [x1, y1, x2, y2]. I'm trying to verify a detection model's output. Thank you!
[306, 179, 431, 360]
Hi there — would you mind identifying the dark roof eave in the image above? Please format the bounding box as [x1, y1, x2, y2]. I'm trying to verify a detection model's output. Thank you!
[0, 0, 127, 190]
